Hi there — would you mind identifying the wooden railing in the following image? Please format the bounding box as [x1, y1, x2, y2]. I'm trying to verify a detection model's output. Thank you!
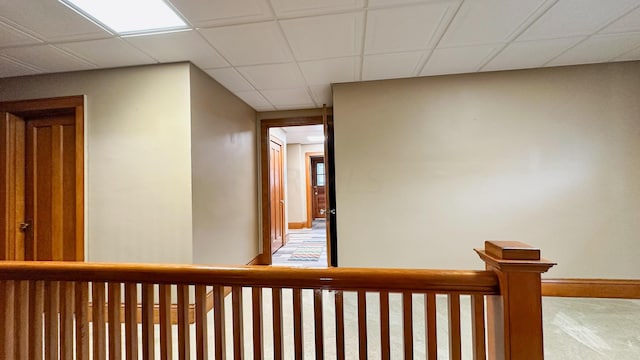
[0, 241, 554, 359]
[542, 278, 640, 299]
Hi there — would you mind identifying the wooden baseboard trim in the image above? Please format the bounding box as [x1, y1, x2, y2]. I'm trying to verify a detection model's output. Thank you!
[542, 278, 640, 299]
[288, 222, 305, 230]
[88, 255, 263, 324]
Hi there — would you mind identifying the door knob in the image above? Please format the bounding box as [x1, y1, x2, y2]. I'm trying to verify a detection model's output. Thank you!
[19, 221, 32, 232]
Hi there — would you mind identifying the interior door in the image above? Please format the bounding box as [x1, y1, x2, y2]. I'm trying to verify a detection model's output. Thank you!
[311, 157, 326, 219]
[323, 105, 337, 266]
[269, 136, 285, 253]
[24, 114, 78, 261]
[0, 112, 25, 260]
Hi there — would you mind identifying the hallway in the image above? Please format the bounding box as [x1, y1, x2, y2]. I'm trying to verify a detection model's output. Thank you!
[272, 220, 328, 268]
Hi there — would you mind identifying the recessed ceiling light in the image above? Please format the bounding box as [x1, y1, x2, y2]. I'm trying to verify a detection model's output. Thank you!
[59, 0, 188, 35]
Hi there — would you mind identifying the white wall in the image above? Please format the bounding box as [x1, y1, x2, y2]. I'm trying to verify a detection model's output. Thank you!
[189, 65, 258, 265]
[286, 143, 324, 225]
[0, 63, 193, 264]
[333, 61, 640, 278]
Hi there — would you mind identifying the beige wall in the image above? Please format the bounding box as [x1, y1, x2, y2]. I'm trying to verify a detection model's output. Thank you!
[286, 143, 325, 225]
[333, 61, 640, 278]
[0, 63, 194, 264]
[189, 65, 258, 265]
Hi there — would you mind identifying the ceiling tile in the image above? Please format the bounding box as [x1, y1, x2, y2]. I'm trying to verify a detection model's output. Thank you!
[0, 45, 95, 73]
[602, 6, 640, 34]
[126, 30, 228, 69]
[205, 68, 255, 92]
[271, 0, 364, 17]
[0, 2, 109, 42]
[234, 90, 274, 110]
[439, 0, 547, 47]
[199, 21, 293, 66]
[299, 56, 360, 85]
[59, 38, 156, 68]
[281, 12, 364, 61]
[421, 44, 498, 76]
[363, 51, 424, 81]
[0, 55, 40, 77]
[261, 88, 315, 108]
[369, 0, 451, 6]
[519, 0, 639, 41]
[483, 37, 584, 71]
[615, 43, 640, 61]
[238, 63, 306, 90]
[309, 84, 333, 105]
[365, 2, 458, 54]
[0, 19, 41, 47]
[547, 32, 640, 66]
[169, 0, 273, 27]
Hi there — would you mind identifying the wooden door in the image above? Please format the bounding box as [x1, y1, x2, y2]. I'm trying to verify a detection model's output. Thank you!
[24, 114, 78, 261]
[323, 105, 337, 266]
[269, 136, 285, 253]
[311, 156, 326, 219]
[1, 96, 84, 261]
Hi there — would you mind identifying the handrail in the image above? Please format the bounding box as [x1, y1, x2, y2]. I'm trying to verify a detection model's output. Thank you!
[542, 278, 640, 299]
[0, 261, 500, 294]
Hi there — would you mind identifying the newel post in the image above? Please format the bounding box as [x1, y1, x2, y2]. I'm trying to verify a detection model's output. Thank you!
[476, 241, 556, 360]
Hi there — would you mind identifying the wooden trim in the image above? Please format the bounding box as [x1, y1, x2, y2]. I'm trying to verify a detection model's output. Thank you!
[260, 116, 324, 265]
[541, 278, 640, 299]
[305, 152, 324, 228]
[288, 222, 305, 230]
[0, 96, 84, 113]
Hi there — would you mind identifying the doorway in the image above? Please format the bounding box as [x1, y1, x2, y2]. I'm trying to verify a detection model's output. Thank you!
[310, 156, 326, 220]
[259, 111, 337, 266]
[0, 96, 84, 261]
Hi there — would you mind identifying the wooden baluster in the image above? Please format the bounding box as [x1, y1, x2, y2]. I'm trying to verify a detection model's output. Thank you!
[314, 289, 324, 360]
[177, 284, 190, 360]
[15, 280, 29, 360]
[108, 283, 122, 360]
[213, 285, 226, 360]
[425, 293, 437, 360]
[195, 285, 208, 360]
[232, 286, 244, 359]
[448, 294, 462, 360]
[60, 282, 74, 360]
[252, 287, 263, 360]
[272, 288, 283, 360]
[357, 290, 367, 360]
[403, 292, 414, 360]
[335, 291, 345, 360]
[380, 291, 390, 360]
[159, 284, 173, 360]
[141, 284, 155, 360]
[0, 281, 15, 359]
[75, 282, 90, 360]
[124, 283, 138, 360]
[29, 281, 44, 360]
[293, 288, 304, 360]
[93, 282, 107, 360]
[471, 295, 486, 360]
[45, 281, 60, 360]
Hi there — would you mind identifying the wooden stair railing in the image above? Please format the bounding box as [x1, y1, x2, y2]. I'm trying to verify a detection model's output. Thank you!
[0, 241, 554, 359]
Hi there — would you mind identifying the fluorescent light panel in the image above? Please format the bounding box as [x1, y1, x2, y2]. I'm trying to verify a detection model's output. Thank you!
[60, 0, 187, 35]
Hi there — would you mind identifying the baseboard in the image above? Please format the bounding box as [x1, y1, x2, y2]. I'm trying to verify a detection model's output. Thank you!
[288, 222, 305, 229]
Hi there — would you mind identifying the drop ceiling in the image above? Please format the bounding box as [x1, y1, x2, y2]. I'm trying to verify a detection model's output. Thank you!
[2, 0, 640, 111]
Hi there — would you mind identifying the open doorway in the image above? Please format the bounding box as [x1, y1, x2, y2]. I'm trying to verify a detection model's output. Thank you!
[259, 113, 337, 267]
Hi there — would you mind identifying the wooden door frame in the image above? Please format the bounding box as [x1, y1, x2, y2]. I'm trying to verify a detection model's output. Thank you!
[260, 116, 333, 265]
[0, 96, 84, 261]
[305, 152, 324, 228]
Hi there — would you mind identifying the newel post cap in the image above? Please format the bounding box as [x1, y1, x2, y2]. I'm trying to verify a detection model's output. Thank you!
[475, 240, 556, 273]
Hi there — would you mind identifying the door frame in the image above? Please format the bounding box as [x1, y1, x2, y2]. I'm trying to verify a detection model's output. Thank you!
[305, 152, 324, 228]
[259, 115, 336, 266]
[0, 96, 84, 261]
